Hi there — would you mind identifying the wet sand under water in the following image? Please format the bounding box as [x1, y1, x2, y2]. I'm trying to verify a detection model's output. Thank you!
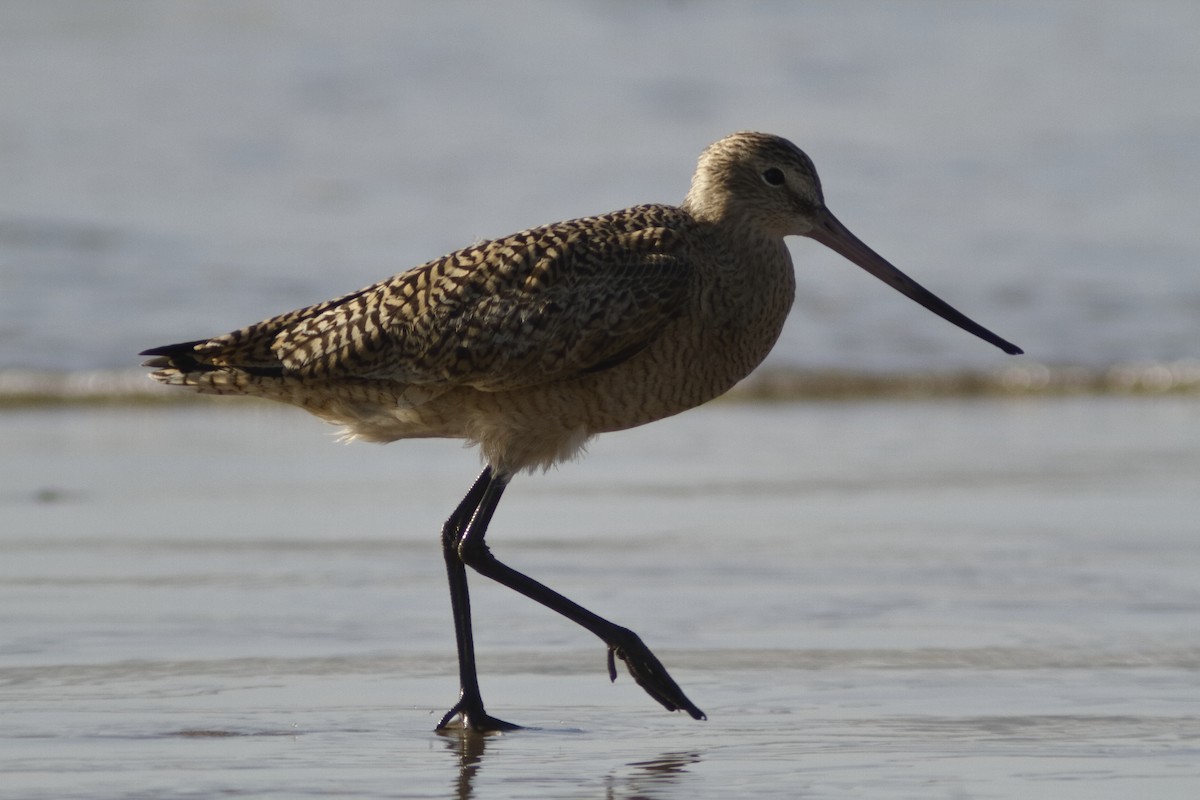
[2, 396, 1199, 799]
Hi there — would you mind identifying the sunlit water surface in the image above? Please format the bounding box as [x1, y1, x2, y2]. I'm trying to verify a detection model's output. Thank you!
[3, 398, 1198, 799]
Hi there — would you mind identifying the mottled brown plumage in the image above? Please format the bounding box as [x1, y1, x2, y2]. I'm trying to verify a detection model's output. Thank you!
[142, 132, 1021, 731]
[145, 134, 812, 473]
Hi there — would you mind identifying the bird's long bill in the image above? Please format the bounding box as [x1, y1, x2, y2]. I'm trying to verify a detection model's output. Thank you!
[806, 207, 1023, 355]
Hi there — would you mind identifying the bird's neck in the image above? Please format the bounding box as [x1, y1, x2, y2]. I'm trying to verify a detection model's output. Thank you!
[681, 179, 736, 226]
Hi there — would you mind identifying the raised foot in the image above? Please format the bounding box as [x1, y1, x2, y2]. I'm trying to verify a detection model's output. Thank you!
[436, 699, 522, 734]
[607, 631, 706, 721]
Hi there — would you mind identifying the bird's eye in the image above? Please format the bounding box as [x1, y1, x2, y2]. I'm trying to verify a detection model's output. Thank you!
[762, 167, 786, 186]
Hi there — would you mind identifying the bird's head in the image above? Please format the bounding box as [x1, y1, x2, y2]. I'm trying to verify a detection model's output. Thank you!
[685, 131, 1022, 356]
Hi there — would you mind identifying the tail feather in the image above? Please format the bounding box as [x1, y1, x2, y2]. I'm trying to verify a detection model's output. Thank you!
[139, 339, 219, 373]
[139, 339, 287, 398]
[140, 339, 284, 378]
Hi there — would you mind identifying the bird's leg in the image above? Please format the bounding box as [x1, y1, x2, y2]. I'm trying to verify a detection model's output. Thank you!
[455, 471, 706, 722]
[437, 466, 519, 733]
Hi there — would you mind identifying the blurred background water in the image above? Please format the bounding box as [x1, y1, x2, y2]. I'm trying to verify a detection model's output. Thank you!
[1, 0, 1197, 381]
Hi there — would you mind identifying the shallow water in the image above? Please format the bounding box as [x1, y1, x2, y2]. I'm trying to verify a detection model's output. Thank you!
[3, 397, 1198, 798]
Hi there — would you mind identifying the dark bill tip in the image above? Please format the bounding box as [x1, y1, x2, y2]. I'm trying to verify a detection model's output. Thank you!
[806, 208, 1022, 356]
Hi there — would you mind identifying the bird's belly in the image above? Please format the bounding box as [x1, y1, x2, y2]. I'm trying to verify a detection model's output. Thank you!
[465, 310, 787, 470]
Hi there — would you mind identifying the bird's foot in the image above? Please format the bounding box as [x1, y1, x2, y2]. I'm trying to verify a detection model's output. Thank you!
[606, 631, 706, 721]
[436, 697, 522, 734]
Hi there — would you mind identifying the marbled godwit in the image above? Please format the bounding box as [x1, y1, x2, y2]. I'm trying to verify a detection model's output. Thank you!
[142, 131, 1022, 732]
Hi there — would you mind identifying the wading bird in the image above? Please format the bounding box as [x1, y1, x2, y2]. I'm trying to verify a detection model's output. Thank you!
[142, 131, 1022, 732]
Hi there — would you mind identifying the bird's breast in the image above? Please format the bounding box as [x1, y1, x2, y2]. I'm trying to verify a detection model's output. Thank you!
[572, 240, 796, 435]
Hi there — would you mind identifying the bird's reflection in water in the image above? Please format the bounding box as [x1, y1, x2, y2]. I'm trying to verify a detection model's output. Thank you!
[607, 751, 702, 800]
[437, 729, 701, 800]
[437, 727, 495, 800]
